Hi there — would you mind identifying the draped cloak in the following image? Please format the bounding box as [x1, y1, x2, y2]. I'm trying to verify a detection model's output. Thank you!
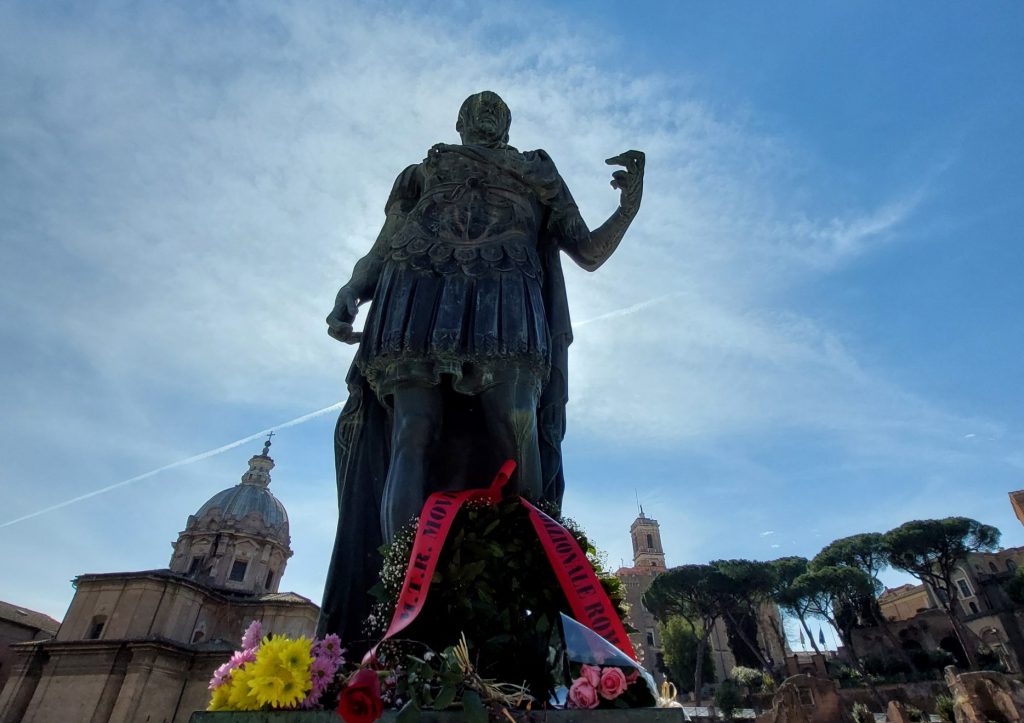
[317, 144, 587, 651]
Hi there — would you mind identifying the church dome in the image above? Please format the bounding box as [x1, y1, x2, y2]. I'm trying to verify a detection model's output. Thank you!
[184, 438, 290, 543]
[170, 437, 293, 594]
[195, 483, 288, 530]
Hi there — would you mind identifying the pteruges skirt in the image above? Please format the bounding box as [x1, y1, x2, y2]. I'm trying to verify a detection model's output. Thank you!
[355, 260, 551, 401]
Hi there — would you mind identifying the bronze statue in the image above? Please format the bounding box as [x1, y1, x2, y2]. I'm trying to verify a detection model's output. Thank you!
[318, 91, 643, 647]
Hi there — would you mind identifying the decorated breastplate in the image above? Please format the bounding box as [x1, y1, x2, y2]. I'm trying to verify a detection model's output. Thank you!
[385, 149, 543, 278]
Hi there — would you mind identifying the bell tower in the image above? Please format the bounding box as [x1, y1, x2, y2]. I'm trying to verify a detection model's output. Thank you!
[630, 506, 666, 570]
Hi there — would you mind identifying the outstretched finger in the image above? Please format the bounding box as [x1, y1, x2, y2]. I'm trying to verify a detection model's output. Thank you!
[606, 150, 645, 170]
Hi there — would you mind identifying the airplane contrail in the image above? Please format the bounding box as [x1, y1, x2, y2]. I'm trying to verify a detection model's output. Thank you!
[0, 402, 344, 529]
[574, 291, 683, 328]
[2, 292, 681, 529]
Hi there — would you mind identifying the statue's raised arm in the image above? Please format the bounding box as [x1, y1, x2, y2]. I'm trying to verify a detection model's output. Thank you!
[556, 150, 644, 272]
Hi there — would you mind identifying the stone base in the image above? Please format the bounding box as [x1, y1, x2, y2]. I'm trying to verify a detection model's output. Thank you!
[190, 709, 683, 722]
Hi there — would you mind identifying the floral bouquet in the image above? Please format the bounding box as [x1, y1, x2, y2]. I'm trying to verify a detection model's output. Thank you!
[566, 663, 645, 709]
[208, 620, 354, 713]
[559, 614, 657, 710]
[206, 622, 526, 721]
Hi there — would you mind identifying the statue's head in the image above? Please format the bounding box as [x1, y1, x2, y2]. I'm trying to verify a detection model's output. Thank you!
[456, 91, 511, 147]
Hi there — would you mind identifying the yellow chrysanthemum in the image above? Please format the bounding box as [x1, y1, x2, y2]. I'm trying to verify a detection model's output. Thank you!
[207, 684, 231, 711]
[278, 636, 314, 672]
[206, 635, 314, 711]
[226, 667, 261, 711]
[245, 636, 312, 708]
[249, 674, 286, 707]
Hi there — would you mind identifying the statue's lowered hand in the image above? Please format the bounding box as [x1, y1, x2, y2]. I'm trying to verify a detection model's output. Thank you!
[326, 287, 362, 345]
[605, 150, 644, 216]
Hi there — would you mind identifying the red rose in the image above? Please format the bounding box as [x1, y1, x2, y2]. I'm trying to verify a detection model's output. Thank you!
[337, 668, 383, 723]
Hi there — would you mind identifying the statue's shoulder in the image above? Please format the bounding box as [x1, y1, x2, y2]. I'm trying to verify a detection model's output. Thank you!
[385, 163, 425, 213]
[523, 149, 565, 182]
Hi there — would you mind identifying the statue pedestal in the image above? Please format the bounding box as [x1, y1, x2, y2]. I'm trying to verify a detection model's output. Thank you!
[189, 710, 684, 722]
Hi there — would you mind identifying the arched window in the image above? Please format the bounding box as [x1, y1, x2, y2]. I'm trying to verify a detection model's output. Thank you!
[87, 615, 107, 640]
[646, 533, 653, 549]
[229, 559, 248, 582]
[989, 561, 999, 573]
[1008, 560, 1018, 572]
[968, 601, 979, 615]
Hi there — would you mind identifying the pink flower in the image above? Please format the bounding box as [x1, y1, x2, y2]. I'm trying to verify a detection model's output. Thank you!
[625, 668, 640, 684]
[208, 661, 234, 690]
[311, 656, 337, 691]
[598, 667, 628, 700]
[568, 677, 600, 709]
[229, 647, 257, 668]
[315, 634, 344, 663]
[241, 620, 263, 650]
[580, 664, 601, 687]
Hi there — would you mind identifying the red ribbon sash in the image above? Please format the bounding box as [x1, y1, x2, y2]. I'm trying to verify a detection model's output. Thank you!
[365, 460, 637, 664]
[522, 503, 636, 659]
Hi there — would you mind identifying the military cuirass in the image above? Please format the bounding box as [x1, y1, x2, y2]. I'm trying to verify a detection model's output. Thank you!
[384, 146, 544, 279]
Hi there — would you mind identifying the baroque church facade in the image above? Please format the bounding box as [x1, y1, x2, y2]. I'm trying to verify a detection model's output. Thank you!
[0, 440, 318, 723]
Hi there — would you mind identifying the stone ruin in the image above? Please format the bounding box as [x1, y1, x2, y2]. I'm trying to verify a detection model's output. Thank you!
[886, 699, 923, 723]
[756, 674, 850, 723]
[944, 665, 1024, 723]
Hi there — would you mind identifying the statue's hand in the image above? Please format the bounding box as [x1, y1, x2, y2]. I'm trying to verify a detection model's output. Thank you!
[326, 286, 362, 345]
[605, 150, 645, 217]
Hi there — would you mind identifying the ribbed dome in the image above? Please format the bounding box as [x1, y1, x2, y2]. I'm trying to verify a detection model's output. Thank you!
[190, 441, 289, 534]
[195, 483, 288, 529]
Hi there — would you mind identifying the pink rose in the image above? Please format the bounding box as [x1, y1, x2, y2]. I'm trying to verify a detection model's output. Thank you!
[580, 664, 601, 687]
[568, 678, 599, 709]
[625, 669, 640, 684]
[599, 667, 629, 700]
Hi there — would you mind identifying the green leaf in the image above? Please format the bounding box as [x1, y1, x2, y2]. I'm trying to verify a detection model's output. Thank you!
[397, 699, 421, 723]
[461, 690, 487, 723]
[461, 560, 487, 580]
[433, 684, 458, 710]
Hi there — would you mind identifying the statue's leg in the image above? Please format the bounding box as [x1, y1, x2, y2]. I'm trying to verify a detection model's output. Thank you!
[479, 375, 542, 500]
[381, 381, 443, 542]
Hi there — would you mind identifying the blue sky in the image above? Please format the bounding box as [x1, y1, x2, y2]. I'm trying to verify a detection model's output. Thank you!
[1, 2, 1022, 651]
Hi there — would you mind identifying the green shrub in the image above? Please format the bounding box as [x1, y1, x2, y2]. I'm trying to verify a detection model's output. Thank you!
[730, 665, 764, 688]
[905, 704, 925, 722]
[977, 646, 1006, 672]
[862, 654, 910, 677]
[909, 648, 955, 671]
[714, 681, 742, 720]
[934, 694, 955, 722]
[1004, 567, 1024, 604]
[851, 702, 873, 723]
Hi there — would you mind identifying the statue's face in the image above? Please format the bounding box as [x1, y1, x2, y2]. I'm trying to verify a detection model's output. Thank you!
[457, 92, 510, 146]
